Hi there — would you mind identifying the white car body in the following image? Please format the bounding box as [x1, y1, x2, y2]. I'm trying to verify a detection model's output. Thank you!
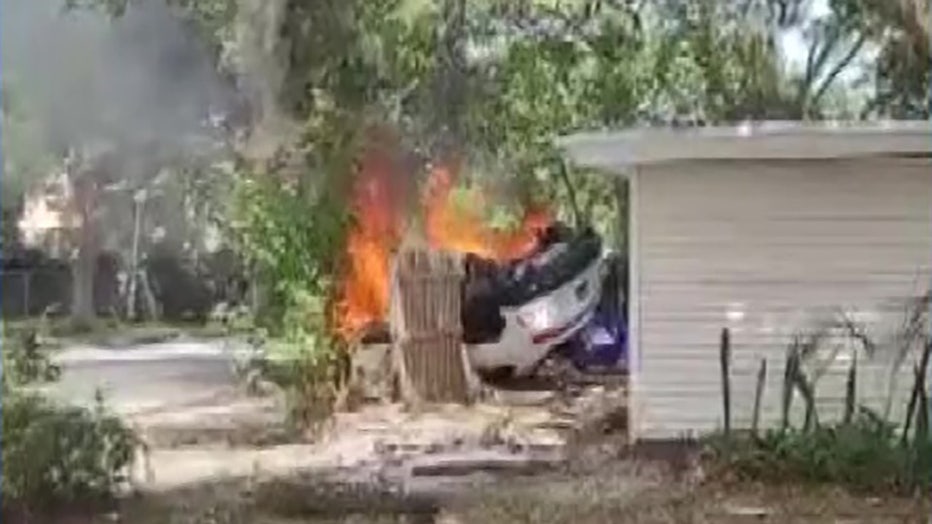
[465, 254, 605, 377]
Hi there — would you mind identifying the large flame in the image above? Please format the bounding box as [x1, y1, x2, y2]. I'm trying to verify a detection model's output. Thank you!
[335, 147, 406, 338]
[334, 154, 552, 340]
[424, 165, 551, 261]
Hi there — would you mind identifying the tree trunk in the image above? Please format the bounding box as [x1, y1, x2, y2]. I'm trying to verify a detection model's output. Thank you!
[71, 176, 99, 328]
[72, 237, 97, 327]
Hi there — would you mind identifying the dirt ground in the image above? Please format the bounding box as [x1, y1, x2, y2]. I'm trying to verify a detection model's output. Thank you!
[450, 472, 931, 524]
[26, 349, 931, 524]
[19, 460, 928, 524]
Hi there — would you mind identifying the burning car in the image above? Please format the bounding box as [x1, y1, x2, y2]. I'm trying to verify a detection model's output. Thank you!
[461, 223, 620, 379]
[335, 147, 626, 381]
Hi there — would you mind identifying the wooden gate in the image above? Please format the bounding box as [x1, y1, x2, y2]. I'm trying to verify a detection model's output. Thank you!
[389, 248, 470, 403]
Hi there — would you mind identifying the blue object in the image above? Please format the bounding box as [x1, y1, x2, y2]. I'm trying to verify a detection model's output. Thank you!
[566, 306, 627, 370]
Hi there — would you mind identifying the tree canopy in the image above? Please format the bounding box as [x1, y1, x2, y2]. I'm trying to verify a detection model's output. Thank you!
[4, 0, 928, 328]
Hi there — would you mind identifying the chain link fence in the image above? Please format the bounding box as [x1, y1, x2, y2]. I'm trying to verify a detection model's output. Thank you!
[1, 267, 72, 318]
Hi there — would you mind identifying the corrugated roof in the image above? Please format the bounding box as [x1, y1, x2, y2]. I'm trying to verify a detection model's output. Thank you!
[557, 120, 932, 171]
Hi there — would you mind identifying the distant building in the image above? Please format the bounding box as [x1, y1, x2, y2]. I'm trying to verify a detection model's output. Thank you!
[17, 170, 79, 259]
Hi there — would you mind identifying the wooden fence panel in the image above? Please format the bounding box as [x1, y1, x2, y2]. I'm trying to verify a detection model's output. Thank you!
[389, 248, 469, 403]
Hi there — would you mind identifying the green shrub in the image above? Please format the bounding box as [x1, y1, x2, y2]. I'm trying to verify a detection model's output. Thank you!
[229, 166, 351, 431]
[708, 408, 932, 493]
[242, 289, 348, 431]
[2, 324, 141, 512]
[2, 393, 139, 509]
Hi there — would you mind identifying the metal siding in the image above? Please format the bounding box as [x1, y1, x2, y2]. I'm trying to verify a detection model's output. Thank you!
[635, 158, 932, 439]
[627, 169, 643, 443]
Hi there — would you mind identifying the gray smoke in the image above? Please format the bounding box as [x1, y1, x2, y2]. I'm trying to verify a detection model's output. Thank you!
[1, 0, 236, 159]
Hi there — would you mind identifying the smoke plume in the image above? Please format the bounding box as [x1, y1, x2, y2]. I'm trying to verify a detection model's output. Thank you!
[1, 0, 235, 162]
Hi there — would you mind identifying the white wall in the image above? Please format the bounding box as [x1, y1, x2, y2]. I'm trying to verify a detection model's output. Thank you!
[630, 157, 932, 440]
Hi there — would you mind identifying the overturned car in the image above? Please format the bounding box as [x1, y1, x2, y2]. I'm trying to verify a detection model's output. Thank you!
[461, 223, 626, 380]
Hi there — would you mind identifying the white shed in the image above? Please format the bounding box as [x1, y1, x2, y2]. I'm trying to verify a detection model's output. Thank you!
[558, 121, 932, 441]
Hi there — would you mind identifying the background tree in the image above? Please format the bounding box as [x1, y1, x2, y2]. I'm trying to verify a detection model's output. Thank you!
[4, 0, 237, 325]
[858, 0, 930, 117]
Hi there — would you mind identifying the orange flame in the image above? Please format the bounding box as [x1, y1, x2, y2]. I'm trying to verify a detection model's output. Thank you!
[424, 165, 552, 261]
[335, 153, 552, 340]
[334, 147, 405, 338]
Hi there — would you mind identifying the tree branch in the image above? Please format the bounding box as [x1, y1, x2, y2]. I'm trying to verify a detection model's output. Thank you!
[810, 32, 867, 108]
[556, 158, 583, 228]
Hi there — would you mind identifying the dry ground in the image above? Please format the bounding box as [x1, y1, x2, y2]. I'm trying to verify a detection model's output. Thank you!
[451, 472, 931, 523]
[24, 342, 930, 524]
[18, 461, 928, 524]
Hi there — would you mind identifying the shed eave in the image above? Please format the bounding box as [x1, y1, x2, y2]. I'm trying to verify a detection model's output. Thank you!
[557, 120, 932, 173]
